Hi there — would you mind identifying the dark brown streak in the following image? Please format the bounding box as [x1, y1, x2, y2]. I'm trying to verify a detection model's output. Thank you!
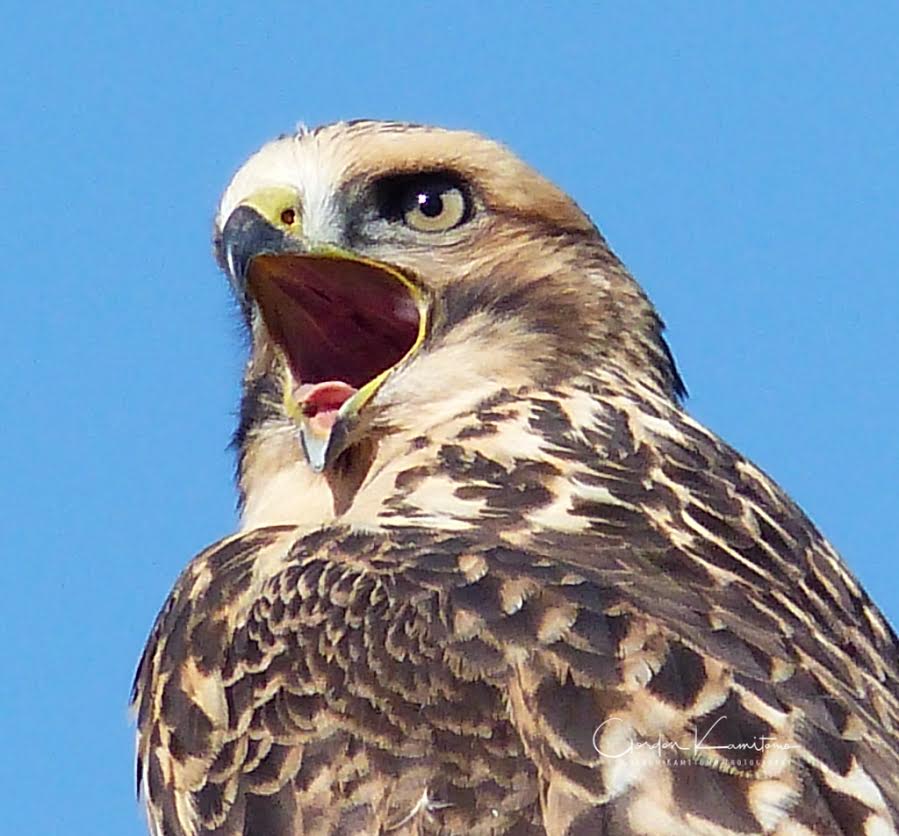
[326, 436, 379, 516]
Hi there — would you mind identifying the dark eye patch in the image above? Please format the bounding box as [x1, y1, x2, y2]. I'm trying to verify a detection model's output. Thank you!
[373, 171, 474, 227]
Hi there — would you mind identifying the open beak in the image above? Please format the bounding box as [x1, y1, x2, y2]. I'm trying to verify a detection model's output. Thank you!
[221, 204, 427, 471]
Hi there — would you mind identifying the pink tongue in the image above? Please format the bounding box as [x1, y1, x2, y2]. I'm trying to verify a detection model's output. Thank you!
[296, 381, 357, 434]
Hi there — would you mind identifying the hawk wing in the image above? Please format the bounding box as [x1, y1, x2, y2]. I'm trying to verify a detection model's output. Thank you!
[133, 397, 899, 835]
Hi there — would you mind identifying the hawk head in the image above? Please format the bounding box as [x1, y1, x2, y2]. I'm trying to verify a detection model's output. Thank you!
[214, 120, 683, 523]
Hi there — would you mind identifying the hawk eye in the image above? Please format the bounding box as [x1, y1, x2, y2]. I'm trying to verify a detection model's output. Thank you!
[377, 174, 471, 233]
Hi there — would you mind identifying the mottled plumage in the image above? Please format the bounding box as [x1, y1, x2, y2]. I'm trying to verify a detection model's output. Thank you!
[133, 120, 899, 835]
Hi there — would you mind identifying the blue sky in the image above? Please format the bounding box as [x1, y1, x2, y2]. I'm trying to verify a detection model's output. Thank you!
[3, 4, 897, 833]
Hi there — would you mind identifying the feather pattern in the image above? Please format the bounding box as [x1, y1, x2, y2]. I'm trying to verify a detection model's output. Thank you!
[134, 372, 899, 835]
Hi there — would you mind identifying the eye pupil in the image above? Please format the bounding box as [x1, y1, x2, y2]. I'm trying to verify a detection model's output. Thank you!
[417, 190, 444, 218]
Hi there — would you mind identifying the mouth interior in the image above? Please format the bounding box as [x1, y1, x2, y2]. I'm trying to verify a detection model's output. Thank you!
[247, 253, 422, 417]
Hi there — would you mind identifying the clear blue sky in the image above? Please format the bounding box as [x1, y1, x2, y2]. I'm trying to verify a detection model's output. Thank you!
[3, 4, 897, 833]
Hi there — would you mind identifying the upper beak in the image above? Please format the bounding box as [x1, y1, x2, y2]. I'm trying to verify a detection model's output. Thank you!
[221, 205, 298, 314]
[219, 203, 426, 472]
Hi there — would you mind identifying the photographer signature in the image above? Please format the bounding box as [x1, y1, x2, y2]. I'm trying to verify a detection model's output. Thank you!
[592, 715, 799, 759]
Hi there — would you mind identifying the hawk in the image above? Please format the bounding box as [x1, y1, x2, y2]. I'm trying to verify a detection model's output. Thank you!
[133, 120, 899, 835]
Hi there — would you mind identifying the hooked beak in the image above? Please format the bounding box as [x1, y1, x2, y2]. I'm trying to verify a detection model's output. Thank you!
[221, 204, 427, 472]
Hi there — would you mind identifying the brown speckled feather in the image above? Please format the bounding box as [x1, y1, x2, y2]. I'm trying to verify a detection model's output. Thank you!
[134, 121, 899, 835]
